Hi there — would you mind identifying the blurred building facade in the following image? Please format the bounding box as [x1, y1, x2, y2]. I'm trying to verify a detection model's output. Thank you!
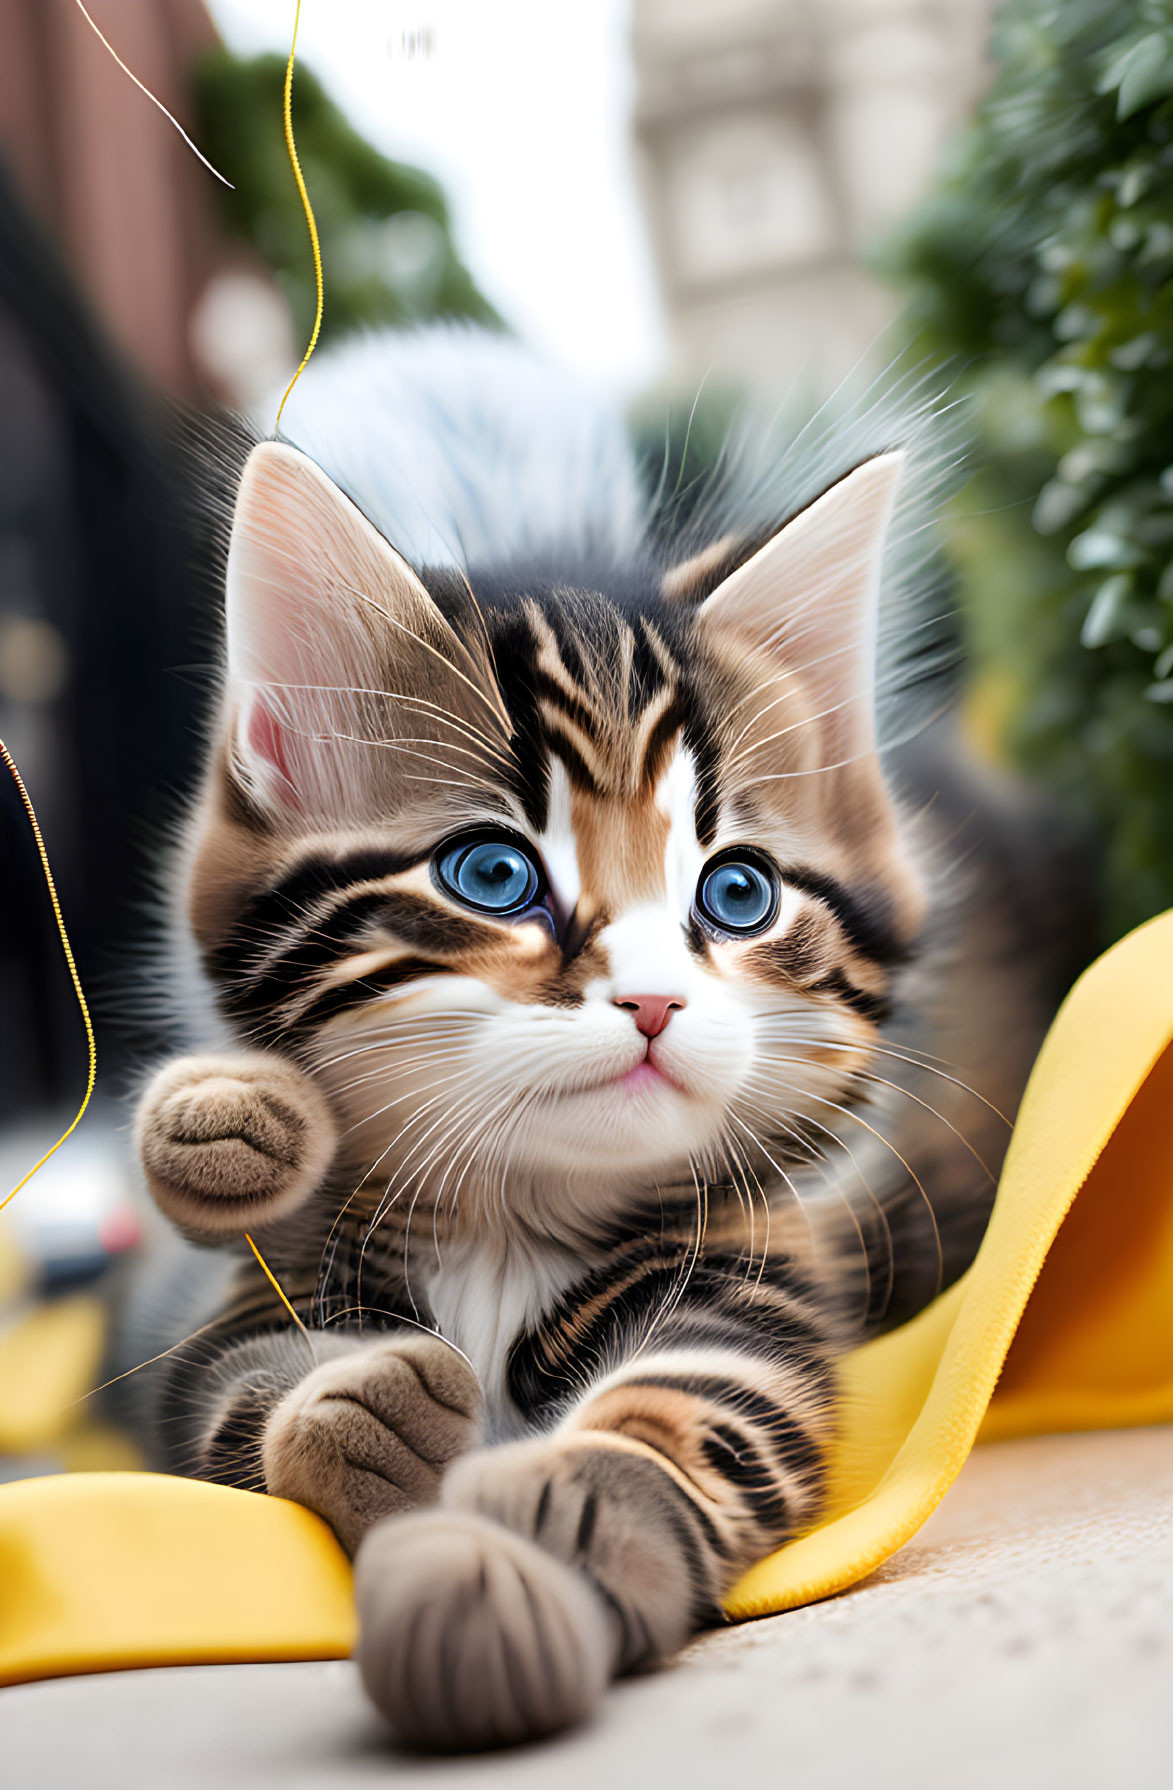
[0, 0, 255, 1120]
[0, 0, 294, 407]
[632, 0, 992, 396]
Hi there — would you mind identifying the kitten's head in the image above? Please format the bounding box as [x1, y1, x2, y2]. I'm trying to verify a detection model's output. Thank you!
[187, 442, 926, 1233]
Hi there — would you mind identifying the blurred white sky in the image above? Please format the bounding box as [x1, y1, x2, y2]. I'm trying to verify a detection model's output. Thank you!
[206, 0, 665, 394]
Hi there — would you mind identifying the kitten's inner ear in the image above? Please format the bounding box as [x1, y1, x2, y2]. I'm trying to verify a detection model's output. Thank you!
[694, 452, 904, 764]
[224, 442, 504, 817]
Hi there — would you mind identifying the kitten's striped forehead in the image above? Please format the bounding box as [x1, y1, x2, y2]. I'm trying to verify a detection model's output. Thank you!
[537, 743, 702, 921]
[524, 598, 698, 914]
[524, 601, 687, 803]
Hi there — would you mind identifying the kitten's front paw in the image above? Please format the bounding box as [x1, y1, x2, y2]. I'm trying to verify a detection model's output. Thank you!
[443, 1436, 707, 1669]
[354, 1510, 613, 1751]
[136, 1053, 335, 1236]
[261, 1335, 482, 1554]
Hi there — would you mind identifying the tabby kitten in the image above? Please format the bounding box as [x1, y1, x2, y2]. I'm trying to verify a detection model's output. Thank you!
[135, 329, 1085, 1751]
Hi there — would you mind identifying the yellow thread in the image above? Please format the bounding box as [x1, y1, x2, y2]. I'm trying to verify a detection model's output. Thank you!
[274, 0, 324, 433]
[3, 12, 312, 1361]
[245, 1232, 312, 1344]
[0, 741, 96, 1216]
[71, 1, 233, 188]
[47, 4, 314, 1349]
[228, 7, 321, 1341]
[70, 1315, 229, 1404]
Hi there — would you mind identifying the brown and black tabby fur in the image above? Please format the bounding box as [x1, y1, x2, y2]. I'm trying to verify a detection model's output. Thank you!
[133, 337, 1090, 1750]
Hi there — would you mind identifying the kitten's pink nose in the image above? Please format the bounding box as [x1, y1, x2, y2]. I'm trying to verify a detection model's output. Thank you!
[613, 994, 686, 1038]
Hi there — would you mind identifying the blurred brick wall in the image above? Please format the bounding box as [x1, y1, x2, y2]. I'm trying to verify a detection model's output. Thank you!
[0, 0, 230, 401]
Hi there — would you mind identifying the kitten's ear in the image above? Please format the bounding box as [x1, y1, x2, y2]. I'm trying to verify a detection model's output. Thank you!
[224, 442, 503, 816]
[695, 453, 904, 763]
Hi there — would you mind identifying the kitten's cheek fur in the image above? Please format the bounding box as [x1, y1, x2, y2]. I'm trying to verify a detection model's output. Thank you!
[354, 1510, 615, 1752]
[135, 1052, 336, 1238]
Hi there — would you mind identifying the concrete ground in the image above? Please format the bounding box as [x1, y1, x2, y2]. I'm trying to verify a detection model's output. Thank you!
[2, 1428, 1171, 1790]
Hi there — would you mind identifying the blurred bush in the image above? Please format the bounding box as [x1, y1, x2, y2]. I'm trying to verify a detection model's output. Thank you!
[885, 0, 1173, 937]
[192, 49, 499, 342]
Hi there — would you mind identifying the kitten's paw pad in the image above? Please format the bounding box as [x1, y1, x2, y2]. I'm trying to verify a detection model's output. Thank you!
[136, 1054, 335, 1234]
[262, 1337, 482, 1554]
[354, 1510, 614, 1751]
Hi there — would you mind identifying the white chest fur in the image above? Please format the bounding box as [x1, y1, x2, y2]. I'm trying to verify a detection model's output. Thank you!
[423, 1234, 582, 1440]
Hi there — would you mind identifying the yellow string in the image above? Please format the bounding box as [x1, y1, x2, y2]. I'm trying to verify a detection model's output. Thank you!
[249, 0, 324, 1338]
[0, 740, 96, 1217]
[244, 1232, 311, 1343]
[0, 751, 308, 1338]
[273, 0, 324, 433]
[10, 4, 319, 1345]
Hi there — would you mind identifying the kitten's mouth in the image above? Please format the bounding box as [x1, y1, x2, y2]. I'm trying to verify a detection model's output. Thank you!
[563, 1047, 690, 1101]
[615, 1053, 687, 1094]
[617, 1060, 664, 1089]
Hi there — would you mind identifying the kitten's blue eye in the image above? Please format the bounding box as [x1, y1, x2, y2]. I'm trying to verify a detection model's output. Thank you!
[696, 855, 779, 935]
[434, 836, 542, 916]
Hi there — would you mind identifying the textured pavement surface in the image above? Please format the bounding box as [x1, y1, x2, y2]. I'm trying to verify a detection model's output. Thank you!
[2, 1427, 1171, 1790]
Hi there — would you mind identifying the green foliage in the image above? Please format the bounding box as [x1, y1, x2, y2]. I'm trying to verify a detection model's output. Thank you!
[885, 0, 1173, 935]
[192, 48, 498, 343]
